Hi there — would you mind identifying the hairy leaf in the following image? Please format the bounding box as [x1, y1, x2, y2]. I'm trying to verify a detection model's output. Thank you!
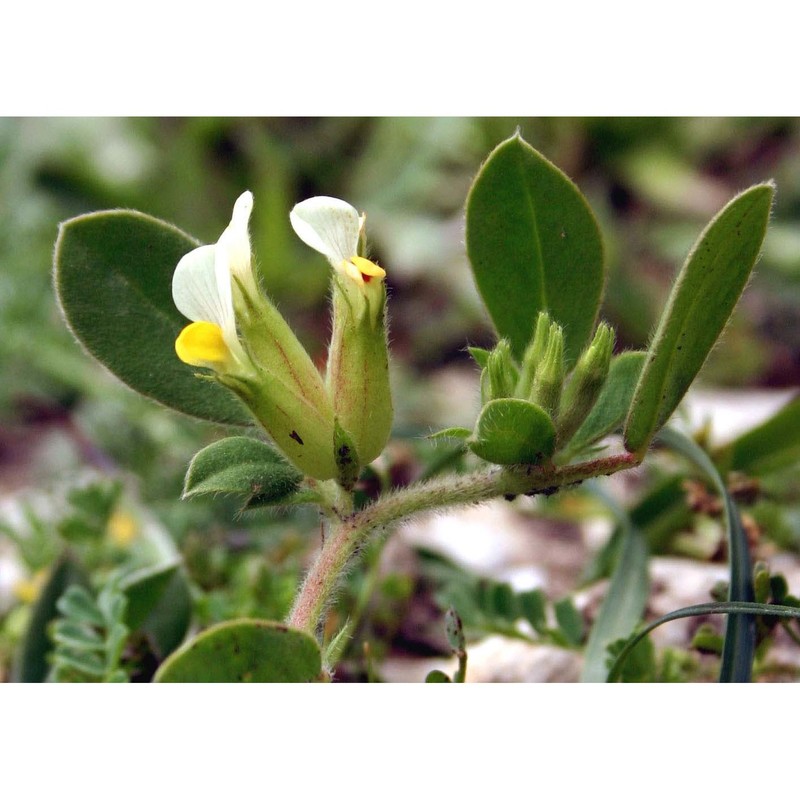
[625, 185, 774, 454]
[466, 134, 605, 365]
[54, 210, 251, 425]
[154, 619, 322, 682]
[183, 436, 303, 505]
[468, 398, 556, 465]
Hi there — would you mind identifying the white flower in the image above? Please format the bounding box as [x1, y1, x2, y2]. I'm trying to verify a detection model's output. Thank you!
[172, 191, 253, 369]
[290, 196, 385, 286]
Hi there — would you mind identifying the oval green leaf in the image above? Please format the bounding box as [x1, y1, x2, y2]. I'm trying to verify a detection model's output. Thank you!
[624, 184, 774, 454]
[183, 436, 303, 504]
[565, 351, 646, 457]
[153, 619, 322, 682]
[54, 210, 251, 425]
[468, 398, 555, 465]
[466, 134, 605, 366]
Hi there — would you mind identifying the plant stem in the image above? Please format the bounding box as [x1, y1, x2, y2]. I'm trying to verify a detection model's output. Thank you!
[288, 451, 640, 636]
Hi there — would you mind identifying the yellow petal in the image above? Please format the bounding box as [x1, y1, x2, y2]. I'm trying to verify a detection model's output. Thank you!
[350, 256, 386, 282]
[175, 321, 232, 368]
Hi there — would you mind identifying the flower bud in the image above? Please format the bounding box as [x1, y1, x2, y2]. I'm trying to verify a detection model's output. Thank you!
[326, 267, 392, 468]
[516, 311, 553, 399]
[291, 197, 393, 472]
[485, 339, 518, 401]
[556, 322, 614, 446]
[530, 322, 564, 418]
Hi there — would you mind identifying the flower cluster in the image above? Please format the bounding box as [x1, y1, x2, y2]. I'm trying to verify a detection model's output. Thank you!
[172, 193, 392, 485]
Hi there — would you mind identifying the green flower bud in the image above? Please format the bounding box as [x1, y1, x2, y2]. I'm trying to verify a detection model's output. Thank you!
[530, 322, 565, 418]
[556, 322, 614, 446]
[516, 311, 553, 399]
[486, 339, 518, 400]
[291, 197, 393, 475]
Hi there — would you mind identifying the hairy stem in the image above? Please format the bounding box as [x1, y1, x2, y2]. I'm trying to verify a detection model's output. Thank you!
[288, 451, 640, 636]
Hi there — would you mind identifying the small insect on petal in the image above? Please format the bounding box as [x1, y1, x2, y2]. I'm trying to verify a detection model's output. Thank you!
[175, 321, 231, 368]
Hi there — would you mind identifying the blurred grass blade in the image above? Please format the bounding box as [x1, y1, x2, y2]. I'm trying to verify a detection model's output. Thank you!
[715, 393, 800, 476]
[607, 601, 800, 682]
[54, 210, 251, 426]
[581, 492, 649, 682]
[625, 184, 774, 454]
[466, 133, 605, 366]
[13, 554, 85, 682]
[657, 428, 755, 682]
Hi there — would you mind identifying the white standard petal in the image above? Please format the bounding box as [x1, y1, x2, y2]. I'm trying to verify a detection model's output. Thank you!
[290, 196, 362, 265]
[172, 244, 228, 327]
[216, 190, 254, 284]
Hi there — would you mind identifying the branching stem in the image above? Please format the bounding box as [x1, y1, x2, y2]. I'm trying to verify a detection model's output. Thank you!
[288, 451, 640, 637]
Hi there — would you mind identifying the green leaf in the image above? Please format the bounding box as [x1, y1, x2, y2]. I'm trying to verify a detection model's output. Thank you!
[605, 601, 800, 682]
[119, 562, 181, 631]
[715, 394, 800, 476]
[51, 620, 105, 651]
[466, 134, 605, 365]
[52, 650, 107, 678]
[554, 597, 585, 646]
[565, 352, 646, 457]
[138, 568, 193, 659]
[467, 346, 491, 369]
[581, 505, 649, 682]
[54, 209, 251, 425]
[487, 582, 518, 621]
[605, 635, 656, 683]
[323, 618, 355, 670]
[183, 436, 303, 505]
[468, 398, 556, 466]
[518, 589, 547, 634]
[425, 669, 451, 683]
[56, 585, 105, 627]
[624, 184, 774, 454]
[153, 619, 322, 682]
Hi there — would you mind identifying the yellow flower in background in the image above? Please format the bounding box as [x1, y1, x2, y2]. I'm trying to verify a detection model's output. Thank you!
[107, 509, 138, 547]
[13, 569, 47, 605]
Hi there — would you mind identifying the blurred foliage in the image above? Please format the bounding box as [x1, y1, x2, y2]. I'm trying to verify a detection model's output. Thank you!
[2, 117, 800, 681]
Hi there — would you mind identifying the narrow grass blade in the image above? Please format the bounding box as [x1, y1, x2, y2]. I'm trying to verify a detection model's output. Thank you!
[657, 427, 755, 682]
[581, 490, 649, 682]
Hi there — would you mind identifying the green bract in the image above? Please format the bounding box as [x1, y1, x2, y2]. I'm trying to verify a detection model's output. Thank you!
[468, 398, 556, 465]
[183, 436, 304, 506]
